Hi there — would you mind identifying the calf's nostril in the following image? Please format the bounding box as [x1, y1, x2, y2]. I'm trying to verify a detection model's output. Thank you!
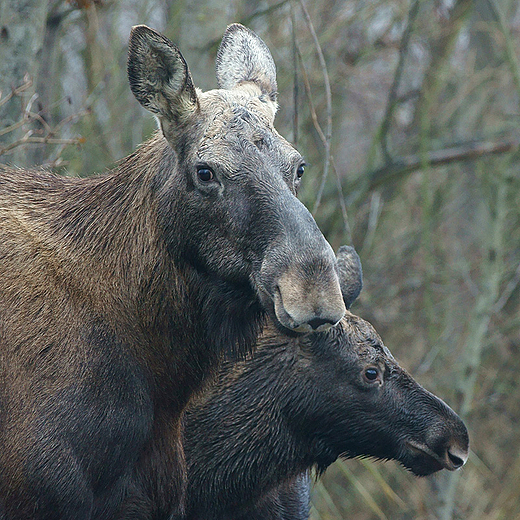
[447, 448, 467, 469]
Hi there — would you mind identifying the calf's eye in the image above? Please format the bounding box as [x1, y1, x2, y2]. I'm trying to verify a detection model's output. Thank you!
[364, 367, 379, 382]
[296, 164, 305, 178]
[197, 167, 214, 182]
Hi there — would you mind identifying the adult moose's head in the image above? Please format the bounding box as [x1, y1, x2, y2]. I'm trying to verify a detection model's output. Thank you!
[127, 23, 345, 335]
[182, 247, 469, 519]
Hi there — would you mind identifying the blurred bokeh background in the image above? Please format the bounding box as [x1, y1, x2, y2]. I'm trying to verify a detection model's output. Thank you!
[1, 0, 519, 518]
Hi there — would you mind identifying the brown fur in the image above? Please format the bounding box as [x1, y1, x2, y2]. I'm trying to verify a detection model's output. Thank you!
[0, 25, 345, 520]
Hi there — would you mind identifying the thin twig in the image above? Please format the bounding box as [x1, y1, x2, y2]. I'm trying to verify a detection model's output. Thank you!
[413, 0, 473, 130]
[493, 261, 520, 313]
[202, 0, 291, 53]
[0, 118, 28, 137]
[54, 108, 92, 134]
[486, 0, 520, 102]
[296, 43, 352, 242]
[297, 0, 332, 215]
[0, 76, 33, 109]
[331, 156, 353, 244]
[290, 4, 299, 148]
[0, 136, 84, 156]
[241, 0, 292, 30]
[379, 0, 421, 163]
[24, 92, 39, 116]
[361, 191, 382, 256]
[25, 110, 55, 135]
[296, 46, 326, 143]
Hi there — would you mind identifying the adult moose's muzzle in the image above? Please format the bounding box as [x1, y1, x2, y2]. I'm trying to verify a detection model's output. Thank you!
[254, 192, 346, 334]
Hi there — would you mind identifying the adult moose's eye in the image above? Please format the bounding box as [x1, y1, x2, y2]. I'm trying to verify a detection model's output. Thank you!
[296, 164, 305, 179]
[364, 367, 380, 383]
[197, 167, 214, 182]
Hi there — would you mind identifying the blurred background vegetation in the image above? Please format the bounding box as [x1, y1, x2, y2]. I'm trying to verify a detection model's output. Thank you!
[1, 0, 519, 518]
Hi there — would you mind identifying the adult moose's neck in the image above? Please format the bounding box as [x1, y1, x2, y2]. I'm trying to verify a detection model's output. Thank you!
[184, 335, 317, 519]
[45, 133, 172, 320]
[47, 132, 263, 406]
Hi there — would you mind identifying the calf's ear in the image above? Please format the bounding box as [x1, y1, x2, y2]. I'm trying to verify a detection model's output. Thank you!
[336, 246, 363, 309]
[216, 24, 278, 106]
[128, 25, 199, 125]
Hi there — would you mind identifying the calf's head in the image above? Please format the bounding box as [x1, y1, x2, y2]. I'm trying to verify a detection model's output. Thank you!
[127, 24, 345, 333]
[294, 247, 469, 476]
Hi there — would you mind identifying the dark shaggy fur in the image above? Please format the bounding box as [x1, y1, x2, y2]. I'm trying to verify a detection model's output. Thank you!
[181, 306, 469, 519]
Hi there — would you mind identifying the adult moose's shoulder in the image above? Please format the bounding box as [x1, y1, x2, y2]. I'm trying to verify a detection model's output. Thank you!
[0, 24, 344, 519]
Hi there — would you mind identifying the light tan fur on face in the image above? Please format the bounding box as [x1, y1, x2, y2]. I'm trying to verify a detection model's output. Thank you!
[187, 86, 300, 189]
[274, 264, 346, 332]
[197, 86, 277, 134]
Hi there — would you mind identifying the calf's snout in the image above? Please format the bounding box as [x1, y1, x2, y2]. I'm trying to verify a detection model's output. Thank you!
[445, 441, 469, 470]
[406, 403, 469, 474]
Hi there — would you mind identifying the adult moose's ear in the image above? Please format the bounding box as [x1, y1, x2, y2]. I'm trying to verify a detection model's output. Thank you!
[216, 24, 278, 110]
[336, 246, 363, 309]
[128, 25, 199, 126]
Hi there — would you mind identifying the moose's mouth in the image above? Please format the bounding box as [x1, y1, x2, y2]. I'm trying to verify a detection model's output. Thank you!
[252, 249, 346, 335]
[255, 285, 308, 335]
[273, 286, 334, 334]
[272, 285, 338, 334]
[405, 440, 467, 473]
[255, 283, 337, 335]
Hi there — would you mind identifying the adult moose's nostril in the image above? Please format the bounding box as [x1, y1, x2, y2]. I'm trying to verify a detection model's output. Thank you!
[307, 317, 334, 331]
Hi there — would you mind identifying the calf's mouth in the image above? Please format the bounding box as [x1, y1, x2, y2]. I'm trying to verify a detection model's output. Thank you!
[405, 439, 468, 472]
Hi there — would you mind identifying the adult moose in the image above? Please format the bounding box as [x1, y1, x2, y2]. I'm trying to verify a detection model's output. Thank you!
[0, 24, 345, 519]
[181, 247, 469, 520]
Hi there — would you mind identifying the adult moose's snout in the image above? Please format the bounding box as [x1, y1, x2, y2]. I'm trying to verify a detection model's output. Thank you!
[273, 255, 346, 333]
[254, 194, 345, 334]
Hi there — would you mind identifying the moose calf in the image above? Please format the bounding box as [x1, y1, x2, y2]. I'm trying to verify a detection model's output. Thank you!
[0, 24, 346, 519]
[182, 247, 469, 519]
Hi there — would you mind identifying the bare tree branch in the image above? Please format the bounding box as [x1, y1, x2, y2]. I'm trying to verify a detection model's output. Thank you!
[295, 41, 352, 243]
[485, 0, 520, 101]
[0, 78, 88, 160]
[440, 154, 511, 520]
[290, 4, 299, 148]
[202, 0, 291, 53]
[0, 135, 85, 156]
[297, 0, 332, 216]
[363, 138, 519, 193]
[0, 75, 33, 109]
[379, 0, 421, 163]
[494, 261, 520, 314]
[412, 0, 474, 128]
